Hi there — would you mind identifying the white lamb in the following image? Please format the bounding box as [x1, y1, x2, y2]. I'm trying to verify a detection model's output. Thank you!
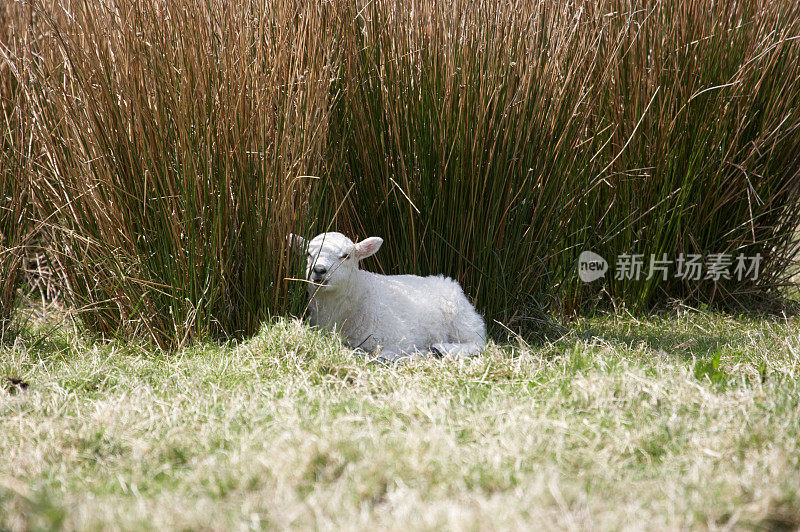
[288, 232, 486, 362]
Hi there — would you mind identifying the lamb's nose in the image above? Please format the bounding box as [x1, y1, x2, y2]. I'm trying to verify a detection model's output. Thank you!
[313, 265, 327, 275]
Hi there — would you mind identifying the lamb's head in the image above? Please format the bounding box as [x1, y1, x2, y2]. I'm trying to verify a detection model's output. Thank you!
[288, 232, 383, 293]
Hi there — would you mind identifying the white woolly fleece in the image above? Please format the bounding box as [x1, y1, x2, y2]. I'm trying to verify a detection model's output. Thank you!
[289, 232, 486, 359]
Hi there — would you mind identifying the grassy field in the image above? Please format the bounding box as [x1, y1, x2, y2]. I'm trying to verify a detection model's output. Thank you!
[2, 306, 799, 530]
[3, 2, 800, 529]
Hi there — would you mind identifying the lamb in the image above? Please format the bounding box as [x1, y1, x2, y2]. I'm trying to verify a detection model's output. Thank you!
[288, 231, 486, 362]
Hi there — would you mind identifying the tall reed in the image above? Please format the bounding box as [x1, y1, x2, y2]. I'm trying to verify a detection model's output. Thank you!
[24, 0, 335, 348]
[567, 0, 800, 312]
[0, 2, 30, 339]
[12, 0, 800, 346]
[326, 0, 609, 333]
[326, 0, 800, 337]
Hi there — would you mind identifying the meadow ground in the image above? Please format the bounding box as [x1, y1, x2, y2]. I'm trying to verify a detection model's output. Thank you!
[1, 306, 799, 531]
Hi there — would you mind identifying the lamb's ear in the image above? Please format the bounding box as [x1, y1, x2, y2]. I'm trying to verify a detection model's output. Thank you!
[354, 237, 383, 260]
[287, 233, 307, 252]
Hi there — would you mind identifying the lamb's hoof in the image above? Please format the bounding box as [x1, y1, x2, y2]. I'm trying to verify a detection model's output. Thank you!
[429, 345, 446, 359]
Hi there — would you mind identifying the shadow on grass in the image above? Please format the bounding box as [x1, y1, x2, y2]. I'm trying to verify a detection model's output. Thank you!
[572, 296, 797, 359]
[576, 323, 733, 361]
[565, 305, 793, 388]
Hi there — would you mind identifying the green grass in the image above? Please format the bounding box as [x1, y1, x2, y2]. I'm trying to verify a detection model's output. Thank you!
[2, 307, 799, 529]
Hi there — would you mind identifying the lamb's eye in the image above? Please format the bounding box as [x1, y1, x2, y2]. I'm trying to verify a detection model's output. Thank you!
[339, 253, 348, 260]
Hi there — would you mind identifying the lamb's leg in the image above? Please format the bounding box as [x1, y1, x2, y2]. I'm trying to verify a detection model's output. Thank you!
[430, 342, 483, 360]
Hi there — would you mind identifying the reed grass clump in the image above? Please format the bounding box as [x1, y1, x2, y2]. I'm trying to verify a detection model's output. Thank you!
[8, 0, 800, 346]
[0, 2, 30, 339]
[326, 0, 800, 337]
[327, 0, 616, 333]
[21, 0, 335, 348]
[568, 0, 800, 312]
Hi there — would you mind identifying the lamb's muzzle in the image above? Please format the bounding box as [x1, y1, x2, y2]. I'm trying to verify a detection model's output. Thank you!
[289, 231, 487, 361]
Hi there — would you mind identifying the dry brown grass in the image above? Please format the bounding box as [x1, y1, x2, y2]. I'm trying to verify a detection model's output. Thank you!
[1, 309, 799, 529]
